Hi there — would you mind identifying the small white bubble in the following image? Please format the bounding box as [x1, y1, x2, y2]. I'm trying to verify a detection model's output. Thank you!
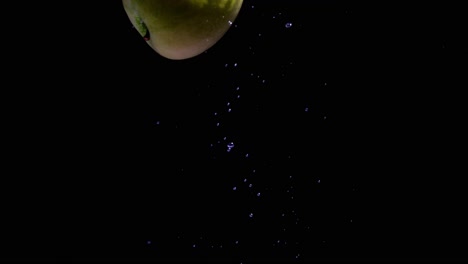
[245, 153, 249, 158]
[235, 240, 239, 244]
[249, 213, 254, 218]
[193, 244, 196, 248]
[251, 5, 254, 8]
[257, 192, 261, 197]
[285, 22, 293, 28]
[248, 183, 252, 188]
[237, 95, 241, 99]
[214, 112, 217, 116]
[305, 107, 309, 112]
[156, 121, 160, 125]
[228, 108, 232, 113]
[227, 102, 231, 106]
[234, 63, 237, 67]
[223, 136, 227, 140]
[225, 63, 228, 67]
[236, 87, 240, 91]
[318, 179, 321, 183]
[258, 33, 262, 37]
[228, 20, 233, 25]
[216, 122, 220, 127]
[244, 178, 247, 182]
[233, 186, 237, 191]
[227, 142, 235, 152]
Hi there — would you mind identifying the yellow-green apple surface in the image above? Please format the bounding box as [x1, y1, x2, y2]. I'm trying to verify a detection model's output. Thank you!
[122, 0, 243, 60]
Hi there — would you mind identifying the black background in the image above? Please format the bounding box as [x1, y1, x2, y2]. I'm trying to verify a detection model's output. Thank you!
[2, 0, 467, 262]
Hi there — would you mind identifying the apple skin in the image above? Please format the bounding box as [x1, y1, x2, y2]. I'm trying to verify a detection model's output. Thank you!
[122, 0, 243, 60]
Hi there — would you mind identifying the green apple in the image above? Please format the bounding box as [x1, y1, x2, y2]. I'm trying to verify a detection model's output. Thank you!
[122, 0, 243, 60]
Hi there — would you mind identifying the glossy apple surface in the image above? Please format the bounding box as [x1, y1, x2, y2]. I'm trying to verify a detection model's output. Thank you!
[122, 0, 243, 60]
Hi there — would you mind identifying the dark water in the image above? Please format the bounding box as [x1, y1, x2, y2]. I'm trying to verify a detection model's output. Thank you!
[2, 0, 466, 262]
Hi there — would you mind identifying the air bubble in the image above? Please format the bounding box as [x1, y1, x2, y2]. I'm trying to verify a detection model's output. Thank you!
[227, 142, 235, 152]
